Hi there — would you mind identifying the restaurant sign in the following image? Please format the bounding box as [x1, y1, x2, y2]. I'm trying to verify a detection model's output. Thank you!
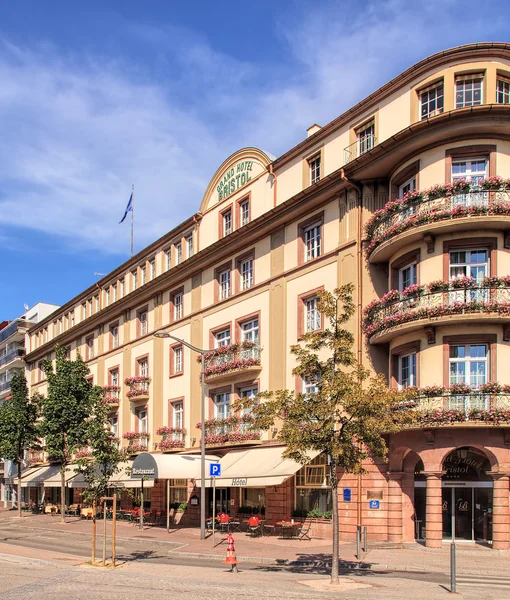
[131, 453, 158, 480]
[215, 160, 264, 203]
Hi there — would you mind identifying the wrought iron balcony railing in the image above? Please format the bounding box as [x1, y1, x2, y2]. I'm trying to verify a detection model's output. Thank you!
[197, 415, 261, 445]
[202, 343, 261, 379]
[344, 134, 377, 163]
[363, 283, 510, 339]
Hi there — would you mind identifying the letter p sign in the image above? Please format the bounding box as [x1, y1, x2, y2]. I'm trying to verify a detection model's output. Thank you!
[210, 463, 221, 477]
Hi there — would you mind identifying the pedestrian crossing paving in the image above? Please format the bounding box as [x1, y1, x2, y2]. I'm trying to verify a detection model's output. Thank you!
[457, 574, 510, 589]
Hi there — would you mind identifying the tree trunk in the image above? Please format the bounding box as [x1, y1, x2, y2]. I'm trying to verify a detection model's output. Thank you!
[17, 462, 22, 519]
[60, 467, 66, 523]
[330, 458, 339, 584]
[92, 499, 97, 564]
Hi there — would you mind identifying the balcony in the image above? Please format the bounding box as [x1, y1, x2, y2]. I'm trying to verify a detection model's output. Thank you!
[124, 377, 150, 402]
[363, 277, 510, 344]
[157, 427, 186, 452]
[197, 415, 261, 447]
[123, 432, 150, 454]
[201, 342, 262, 383]
[393, 385, 510, 429]
[344, 134, 377, 163]
[364, 179, 510, 262]
[0, 320, 30, 345]
[0, 380, 11, 394]
[26, 450, 46, 466]
[0, 347, 25, 369]
[75, 447, 93, 460]
[103, 385, 121, 407]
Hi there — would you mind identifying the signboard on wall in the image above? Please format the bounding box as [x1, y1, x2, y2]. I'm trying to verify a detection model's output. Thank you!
[214, 160, 264, 203]
[367, 490, 383, 500]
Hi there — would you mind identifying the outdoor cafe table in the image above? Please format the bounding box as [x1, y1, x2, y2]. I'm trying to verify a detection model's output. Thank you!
[276, 521, 299, 538]
[44, 505, 58, 515]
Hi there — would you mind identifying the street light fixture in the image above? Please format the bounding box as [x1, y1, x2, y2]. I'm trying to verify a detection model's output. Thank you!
[154, 328, 208, 540]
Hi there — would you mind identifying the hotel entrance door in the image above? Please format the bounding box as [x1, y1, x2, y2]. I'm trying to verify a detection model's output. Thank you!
[442, 484, 493, 541]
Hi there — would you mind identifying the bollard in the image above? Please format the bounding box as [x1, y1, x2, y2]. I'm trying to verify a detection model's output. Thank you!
[362, 526, 368, 553]
[356, 525, 361, 559]
[450, 542, 456, 593]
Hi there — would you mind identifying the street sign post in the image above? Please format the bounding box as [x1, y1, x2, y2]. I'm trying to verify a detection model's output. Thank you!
[210, 463, 221, 542]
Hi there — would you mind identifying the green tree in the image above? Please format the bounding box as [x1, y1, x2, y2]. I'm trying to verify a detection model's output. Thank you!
[40, 345, 95, 523]
[76, 389, 125, 564]
[237, 285, 412, 585]
[0, 371, 40, 518]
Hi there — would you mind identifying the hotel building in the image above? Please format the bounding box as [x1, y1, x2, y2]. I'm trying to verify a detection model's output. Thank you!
[24, 43, 510, 548]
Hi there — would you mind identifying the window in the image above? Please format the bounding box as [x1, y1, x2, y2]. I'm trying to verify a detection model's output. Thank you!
[94, 295, 99, 313]
[109, 416, 118, 438]
[449, 344, 487, 388]
[109, 368, 119, 388]
[214, 392, 230, 419]
[132, 270, 138, 291]
[110, 323, 119, 349]
[214, 328, 231, 348]
[140, 265, 146, 286]
[240, 258, 253, 290]
[420, 83, 444, 119]
[302, 375, 318, 396]
[149, 259, 156, 281]
[239, 386, 258, 424]
[173, 292, 183, 320]
[119, 278, 125, 298]
[398, 353, 416, 389]
[81, 303, 86, 320]
[452, 158, 487, 186]
[172, 401, 183, 429]
[137, 357, 149, 378]
[219, 268, 231, 300]
[455, 75, 483, 108]
[305, 297, 321, 333]
[112, 284, 117, 303]
[240, 318, 259, 344]
[239, 199, 250, 226]
[70, 311, 75, 327]
[399, 262, 417, 291]
[105, 288, 110, 307]
[222, 209, 232, 237]
[496, 77, 510, 104]
[165, 248, 171, 271]
[172, 345, 183, 374]
[304, 223, 321, 262]
[86, 336, 94, 360]
[399, 177, 416, 198]
[138, 310, 148, 337]
[449, 249, 488, 281]
[138, 409, 148, 434]
[186, 235, 193, 259]
[175, 242, 183, 265]
[356, 121, 375, 156]
[309, 154, 321, 185]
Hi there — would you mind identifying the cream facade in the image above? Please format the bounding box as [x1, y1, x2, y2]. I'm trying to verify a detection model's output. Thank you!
[24, 43, 510, 546]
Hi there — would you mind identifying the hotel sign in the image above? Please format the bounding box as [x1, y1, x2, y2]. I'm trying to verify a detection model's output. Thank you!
[231, 478, 248, 487]
[215, 160, 264, 202]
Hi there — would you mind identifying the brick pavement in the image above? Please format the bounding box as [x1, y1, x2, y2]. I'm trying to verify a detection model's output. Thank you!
[1, 507, 509, 575]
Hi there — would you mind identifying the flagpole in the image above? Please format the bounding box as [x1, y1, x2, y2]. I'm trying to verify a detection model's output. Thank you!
[130, 184, 134, 258]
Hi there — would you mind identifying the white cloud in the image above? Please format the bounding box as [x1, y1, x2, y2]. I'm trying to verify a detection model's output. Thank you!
[0, 0, 505, 255]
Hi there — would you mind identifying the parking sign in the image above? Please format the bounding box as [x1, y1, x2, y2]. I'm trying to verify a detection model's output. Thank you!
[210, 463, 221, 477]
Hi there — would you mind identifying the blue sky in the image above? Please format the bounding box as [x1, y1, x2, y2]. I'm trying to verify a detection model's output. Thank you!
[0, 0, 508, 319]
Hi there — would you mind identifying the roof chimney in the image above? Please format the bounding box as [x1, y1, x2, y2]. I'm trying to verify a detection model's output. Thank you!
[307, 124, 322, 137]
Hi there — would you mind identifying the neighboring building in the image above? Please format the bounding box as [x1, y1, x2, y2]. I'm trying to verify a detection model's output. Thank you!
[24, 43, 510, 548]
[0, 303, 59, 506]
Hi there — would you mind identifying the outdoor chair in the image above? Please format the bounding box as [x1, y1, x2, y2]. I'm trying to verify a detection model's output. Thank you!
[247, 516, 262, 537]
[297, 520, 312, 541]
[262, 518, 278, 536]
[229, 518, 242, 533]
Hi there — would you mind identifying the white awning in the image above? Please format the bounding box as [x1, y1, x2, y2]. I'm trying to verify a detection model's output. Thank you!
[198, 446, 320, 488]
[17, 467, 44, 487]
[20, 465, 78, 488]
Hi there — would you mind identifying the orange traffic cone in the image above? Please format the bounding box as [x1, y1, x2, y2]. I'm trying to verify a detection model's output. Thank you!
[224, 532, 239, 573]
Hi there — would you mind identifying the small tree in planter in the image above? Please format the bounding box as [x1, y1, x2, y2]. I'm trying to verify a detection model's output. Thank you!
[0, 372, 40, 517]
[237, 285, 411, 585]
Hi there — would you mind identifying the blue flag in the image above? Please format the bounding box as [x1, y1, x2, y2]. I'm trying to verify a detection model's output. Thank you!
[119, 193, 133, 224]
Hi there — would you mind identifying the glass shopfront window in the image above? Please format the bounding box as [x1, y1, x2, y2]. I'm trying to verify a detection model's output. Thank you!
[295, 488, 332, 515]
[241, 488, 265, 513]
[294, 455, 332, 517]
[168, 478, 187, 508]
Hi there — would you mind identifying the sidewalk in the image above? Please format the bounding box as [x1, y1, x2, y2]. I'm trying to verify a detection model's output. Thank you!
[0, 508, 508, 576]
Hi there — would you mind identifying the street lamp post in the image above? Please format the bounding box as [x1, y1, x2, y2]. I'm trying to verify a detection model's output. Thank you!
[154, 329, 208, 540]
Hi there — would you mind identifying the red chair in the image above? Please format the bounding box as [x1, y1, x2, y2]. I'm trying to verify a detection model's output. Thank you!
[219, 513, 230, 532]
[248, 515, 261, 537]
